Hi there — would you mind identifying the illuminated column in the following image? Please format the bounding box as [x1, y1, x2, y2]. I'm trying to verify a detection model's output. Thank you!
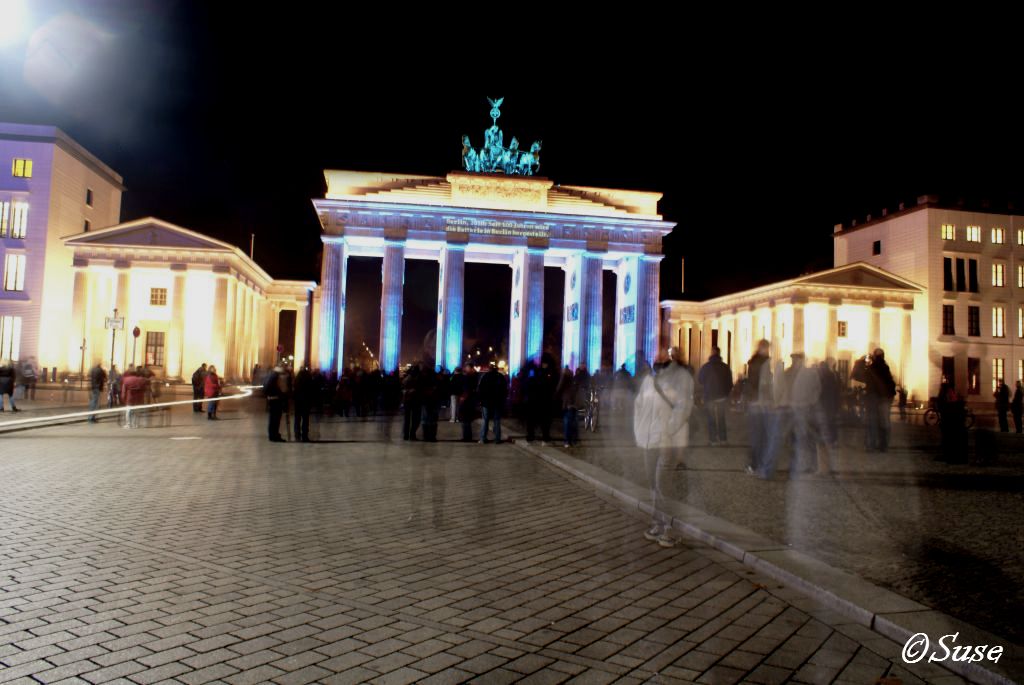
[238, 285, 251, 380]
[294, 302, 308, 370]
[69, 264, 90, 375]
[114, 266, 131, 370]
[378, 241, 405, 373]
[699, 319, 712, 369]
[167, 266, 187, 379]
[636, 256, 661, 368]
[826, 298, 840, 362]
[435, 244, 464, 372]
[769, 305, 779, 360]
[869, 301, 882, 353]
[508, 248, 544, 373]
[212, 273, 228, 372]
[222, 278, 237, 379]
[561, 253, 582, 371]
[318, 239, 348, 373]
[792, 298, 806, 356]
[900, 305, 913, 388]
[613, 256, 639, 373]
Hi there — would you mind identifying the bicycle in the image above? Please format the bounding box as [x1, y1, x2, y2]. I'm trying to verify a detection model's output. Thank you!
[582, 386, 600, 433]
[923, 406, 976, 429]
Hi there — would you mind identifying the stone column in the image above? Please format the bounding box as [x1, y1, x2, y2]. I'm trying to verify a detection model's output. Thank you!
[769, 305, 779, 361]
[223, 277, 237, 379]
[636, 256, 661, 369]
[238, 285, 252, 381]
[294, 302, 308, 370]
[167, 266, 187, 379]
[212, 273, 228, 372]
[561, 253, 582, 371]
[826, 298, 840, 363]
[613, 256, 639, 373]
[900, 304, 913, 389]
[509, 248, 544, 373]
[579, 255, 603, 374]
[869, 301, 882, 353]
[435, 244, 465, 372]
[318, 239, 348, 373]
[792, 299, 806, 356]
[69, 264, 89, 375]
[378, 241, 405, 373]
[113, 266, 131, 370]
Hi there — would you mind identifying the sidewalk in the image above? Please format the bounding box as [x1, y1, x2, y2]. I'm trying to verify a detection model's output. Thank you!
[504, 411, 1023, 684]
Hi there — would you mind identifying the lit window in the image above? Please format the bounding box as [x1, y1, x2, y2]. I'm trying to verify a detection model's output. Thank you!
[993, 359, 1005, 392]
[0, 316, 21, 360]
[145, 331, 165, 367]
[966, 225, 981, 242]
[993, 262, 1005, 287]
[837, 321, 847, 337]
[1019, 264, 1023, 289]
[10, 202, 27, 239]
[85, 188, 93, 206]
[149, 288, 167, 306]
[1019, 228, 1024, 246]
[11, 159, 32, 178]
[968, 357, 980, 394]
[993, 306, 1005, 338]
[3, 254, 25, 291]
[941, 224, 956, 240]
[992, 227, 1005, 244]
[1019, 359, 1024, 382]
[1020, 306, 1023, 338]
[0, 202, 7, 237]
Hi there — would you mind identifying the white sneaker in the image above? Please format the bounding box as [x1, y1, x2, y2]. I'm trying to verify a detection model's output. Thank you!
[744, 465, 755, 476]
[643, 525, 662, 541]
[657, 532, 678, 548]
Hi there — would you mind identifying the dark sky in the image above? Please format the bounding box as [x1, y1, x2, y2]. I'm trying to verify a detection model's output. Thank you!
[1, 3, 1021, 361]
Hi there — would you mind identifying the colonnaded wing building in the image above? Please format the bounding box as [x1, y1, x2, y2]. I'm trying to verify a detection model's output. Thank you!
[1, 111, 1020, 404]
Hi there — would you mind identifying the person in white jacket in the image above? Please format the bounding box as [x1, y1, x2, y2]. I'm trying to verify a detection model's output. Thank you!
[633, 347, 694, 548]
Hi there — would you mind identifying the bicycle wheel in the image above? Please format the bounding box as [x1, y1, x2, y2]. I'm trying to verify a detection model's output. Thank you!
[923, 408, 940, 427]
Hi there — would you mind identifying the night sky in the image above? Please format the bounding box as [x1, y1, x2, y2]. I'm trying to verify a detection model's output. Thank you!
[2, 3, 1022, 363]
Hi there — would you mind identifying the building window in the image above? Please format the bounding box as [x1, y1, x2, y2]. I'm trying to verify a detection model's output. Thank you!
[941, 224, 956, 240]
[968, 306, 980, 337]
[968, 259, 979, 293]
[3, 254, 25, 291]
[0, 316, 21, 360]
[992, 227, 1005, 244]
[149, 288, 167, 306]
[11, 159, 32, 178]
[85, 188, 93, 206]
[872, 240, 881, 255]
[837, 358, 849, 381]
[1019, 228, 1024, 246]
[966, 225, 981, 242]
[993, 359, 1005, 392]
[943, 257, 954, 291]
[941, 356, 955, 385]
[1019, 359, 1024, 383]
[1019, 306, 1023, 338]
[144, 331, 165, 367]
[955, 258, 966, 292]
[993, 262, 1005, 287]
[967, 357, 981, 394]
[1019, 264, 1024, 289]
[942, 305, 955, 335]
[83, 219, 91, 232]
[9, 202, 27, 239]
[837, 320, 847, 338]
[993, 306, 1005, 338]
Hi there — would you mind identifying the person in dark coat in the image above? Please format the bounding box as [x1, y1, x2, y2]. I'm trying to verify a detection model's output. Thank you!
[937, 382, 968, 463]
[0, 361, 18, 412]
[263, 365, 288, 442]
[524, 356, 557, 443]
[191, 364, 207, 412]
[402, 364, 422, 441]
[459, 363, 479, 442]
[994, 379, 1010, 433]
[818, 360, 841, 449]
[1012, 381, 1023, 434]
[864, 348, 896, 452]
[555, 367, 579, 448]
[698, 346, 733, 445]
[87, 362, 107, 423]
[448, 368, 464, 423]
[292, 367, 314, 442]
[478, 363, 509, 443]
[420, 366, 440, 442]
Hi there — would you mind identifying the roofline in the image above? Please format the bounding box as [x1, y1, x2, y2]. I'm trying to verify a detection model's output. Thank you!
[62, 217, 277, 284]
[833, 201, 1024, 237]
[0, 123, 125, 190]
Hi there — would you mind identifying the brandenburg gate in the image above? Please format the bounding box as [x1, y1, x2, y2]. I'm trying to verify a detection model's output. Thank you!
[312, 100, 675, 374]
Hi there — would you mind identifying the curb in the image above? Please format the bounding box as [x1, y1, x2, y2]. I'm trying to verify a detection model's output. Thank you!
[510, 439, 1021, 685]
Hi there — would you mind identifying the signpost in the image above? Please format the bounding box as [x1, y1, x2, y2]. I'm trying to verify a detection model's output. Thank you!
[132, 326, 141, 368]
[104, 309, 125, 370]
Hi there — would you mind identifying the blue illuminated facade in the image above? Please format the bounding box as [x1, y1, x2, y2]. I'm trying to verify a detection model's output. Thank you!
[436, 245, 465, 371]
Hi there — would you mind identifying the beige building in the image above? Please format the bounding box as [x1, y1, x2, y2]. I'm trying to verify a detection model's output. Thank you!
[62, 218, 314, 381]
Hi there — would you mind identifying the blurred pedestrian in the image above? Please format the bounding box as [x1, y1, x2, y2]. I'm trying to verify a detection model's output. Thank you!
[293, 366, 313, 442]
[420, 366, 440, 442]
[120, 369, 148, 428]
[108, 365, 122, 407]
[204, 365, 222, 420]
[994, 379, 1010, 433]
[864, 349, 896, 452]
[19, 357, 37, 400]
[0, 360, 18, 412]
[787, 354, 822, 476]
[402, 364, 422, 441]
[744, 340, 776, 476]
[87, 362, 106, 423]
[478, 362, 508, 444]
[459, 363, 478, 442]
[633, 347, 693, 547]
[1011, 381, 1023, 433]
[698, 346, 732, 446]
[449, 366, 464, 423]
[937, 382, 967, 464]
[191, 363, 207, 412]
[263, 365, 288, 442]
[555, 366, 578, 448]
[524, 356, 556, 443]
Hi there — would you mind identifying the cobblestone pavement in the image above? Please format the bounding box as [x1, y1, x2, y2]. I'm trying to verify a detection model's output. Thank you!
[0, 402, 971, 684]
[557, 407, 1024, 649]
